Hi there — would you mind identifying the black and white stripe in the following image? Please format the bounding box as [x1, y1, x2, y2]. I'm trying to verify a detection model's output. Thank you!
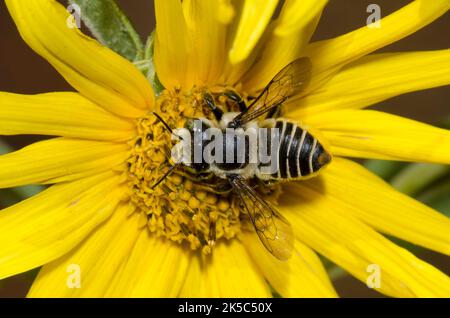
[267, 119, 324, 181]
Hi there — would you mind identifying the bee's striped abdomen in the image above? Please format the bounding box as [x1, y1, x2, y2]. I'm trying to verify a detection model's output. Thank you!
[267, 120, 331, 181]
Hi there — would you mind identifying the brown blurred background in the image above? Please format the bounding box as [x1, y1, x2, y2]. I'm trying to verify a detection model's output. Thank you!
[0, 0, 448, 297]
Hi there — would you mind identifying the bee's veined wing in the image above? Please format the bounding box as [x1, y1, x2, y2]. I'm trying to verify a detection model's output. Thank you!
[228, 175, 294, 260]
[230, 57, 311, 127]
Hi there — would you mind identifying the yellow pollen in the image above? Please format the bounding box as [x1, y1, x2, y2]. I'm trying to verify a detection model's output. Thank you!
[126, 87, 282, 254]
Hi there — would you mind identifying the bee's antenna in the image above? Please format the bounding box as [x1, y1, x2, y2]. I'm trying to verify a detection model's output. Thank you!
[151, 164, 178, 189]
[152, 112, 173, 134]
[152, 112, 184, 140]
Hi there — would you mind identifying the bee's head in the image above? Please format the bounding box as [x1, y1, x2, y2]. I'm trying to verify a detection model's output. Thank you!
[171, 118, 210, 172]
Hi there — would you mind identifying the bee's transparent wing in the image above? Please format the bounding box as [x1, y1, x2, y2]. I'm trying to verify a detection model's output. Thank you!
[230, 57, 311, 127]
[229, 175, 294, 260]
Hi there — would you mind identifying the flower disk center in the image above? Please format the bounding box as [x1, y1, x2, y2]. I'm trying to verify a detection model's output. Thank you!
[127, 88, 268, 254]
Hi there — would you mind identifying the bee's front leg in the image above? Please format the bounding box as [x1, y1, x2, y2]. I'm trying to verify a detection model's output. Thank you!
[203, 92, 223, 121]
[223, 90, 247, 112]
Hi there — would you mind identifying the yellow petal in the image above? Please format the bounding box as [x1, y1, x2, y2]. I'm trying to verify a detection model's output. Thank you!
[182, 0, 228, 86]
[105, 232, 190, 297]
[274, 0, 328, 36]
[241, 0, 325, 92]
[28, 204, 141, 297]
[301, 109, 450, 164]
[242, 232, 337, 297]
[216, 0, 235, 24]
[219, 2, 259, 85]
[228, 0, 279, 65]
[0, 138, 130, 188]
[180, 240, 271, 297]
[303, 0, 450, 95]
[288, 50, 450, 117]
[155, 0, 232, 88]
[154, 0, 190, 89]
[6, 0, 153, 117]
[306, 157, 450, 255]
[281, 182, 450, 297]
[0, 92, 135, 141]
[0, 172, 124, 280]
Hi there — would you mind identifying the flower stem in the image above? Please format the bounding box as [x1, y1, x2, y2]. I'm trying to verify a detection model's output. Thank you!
[364, 160, 406, 180]
[389, 163, 450, 196]
[133, 60, 150, 72]
[327, 266, 347, 281]
[417, 178, 450, 216]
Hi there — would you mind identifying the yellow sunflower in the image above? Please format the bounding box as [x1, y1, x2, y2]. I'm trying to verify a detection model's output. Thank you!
[1, 0, 450, 298]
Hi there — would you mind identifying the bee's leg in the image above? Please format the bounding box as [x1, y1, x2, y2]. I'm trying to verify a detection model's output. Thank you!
[223, 90, 247, 112]
[194, 172, 216, 181]
[193, 179, 232, 194]
[203, 92, 223, 121]
[197, 180, 232, 194]
[176, 170, 214, 182]
[266, 105, 282, 119]
[254, 178, 280, 190]
[177, 171, 232, 194]
[151, 164, 178, 189]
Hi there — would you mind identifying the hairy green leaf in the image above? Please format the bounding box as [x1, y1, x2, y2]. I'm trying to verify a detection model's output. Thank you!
[68, 0, 144, 61]
[144, 32, 165, 95]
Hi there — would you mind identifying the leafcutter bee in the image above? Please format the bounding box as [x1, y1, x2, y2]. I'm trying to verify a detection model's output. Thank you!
[153, 58, 332, 260]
